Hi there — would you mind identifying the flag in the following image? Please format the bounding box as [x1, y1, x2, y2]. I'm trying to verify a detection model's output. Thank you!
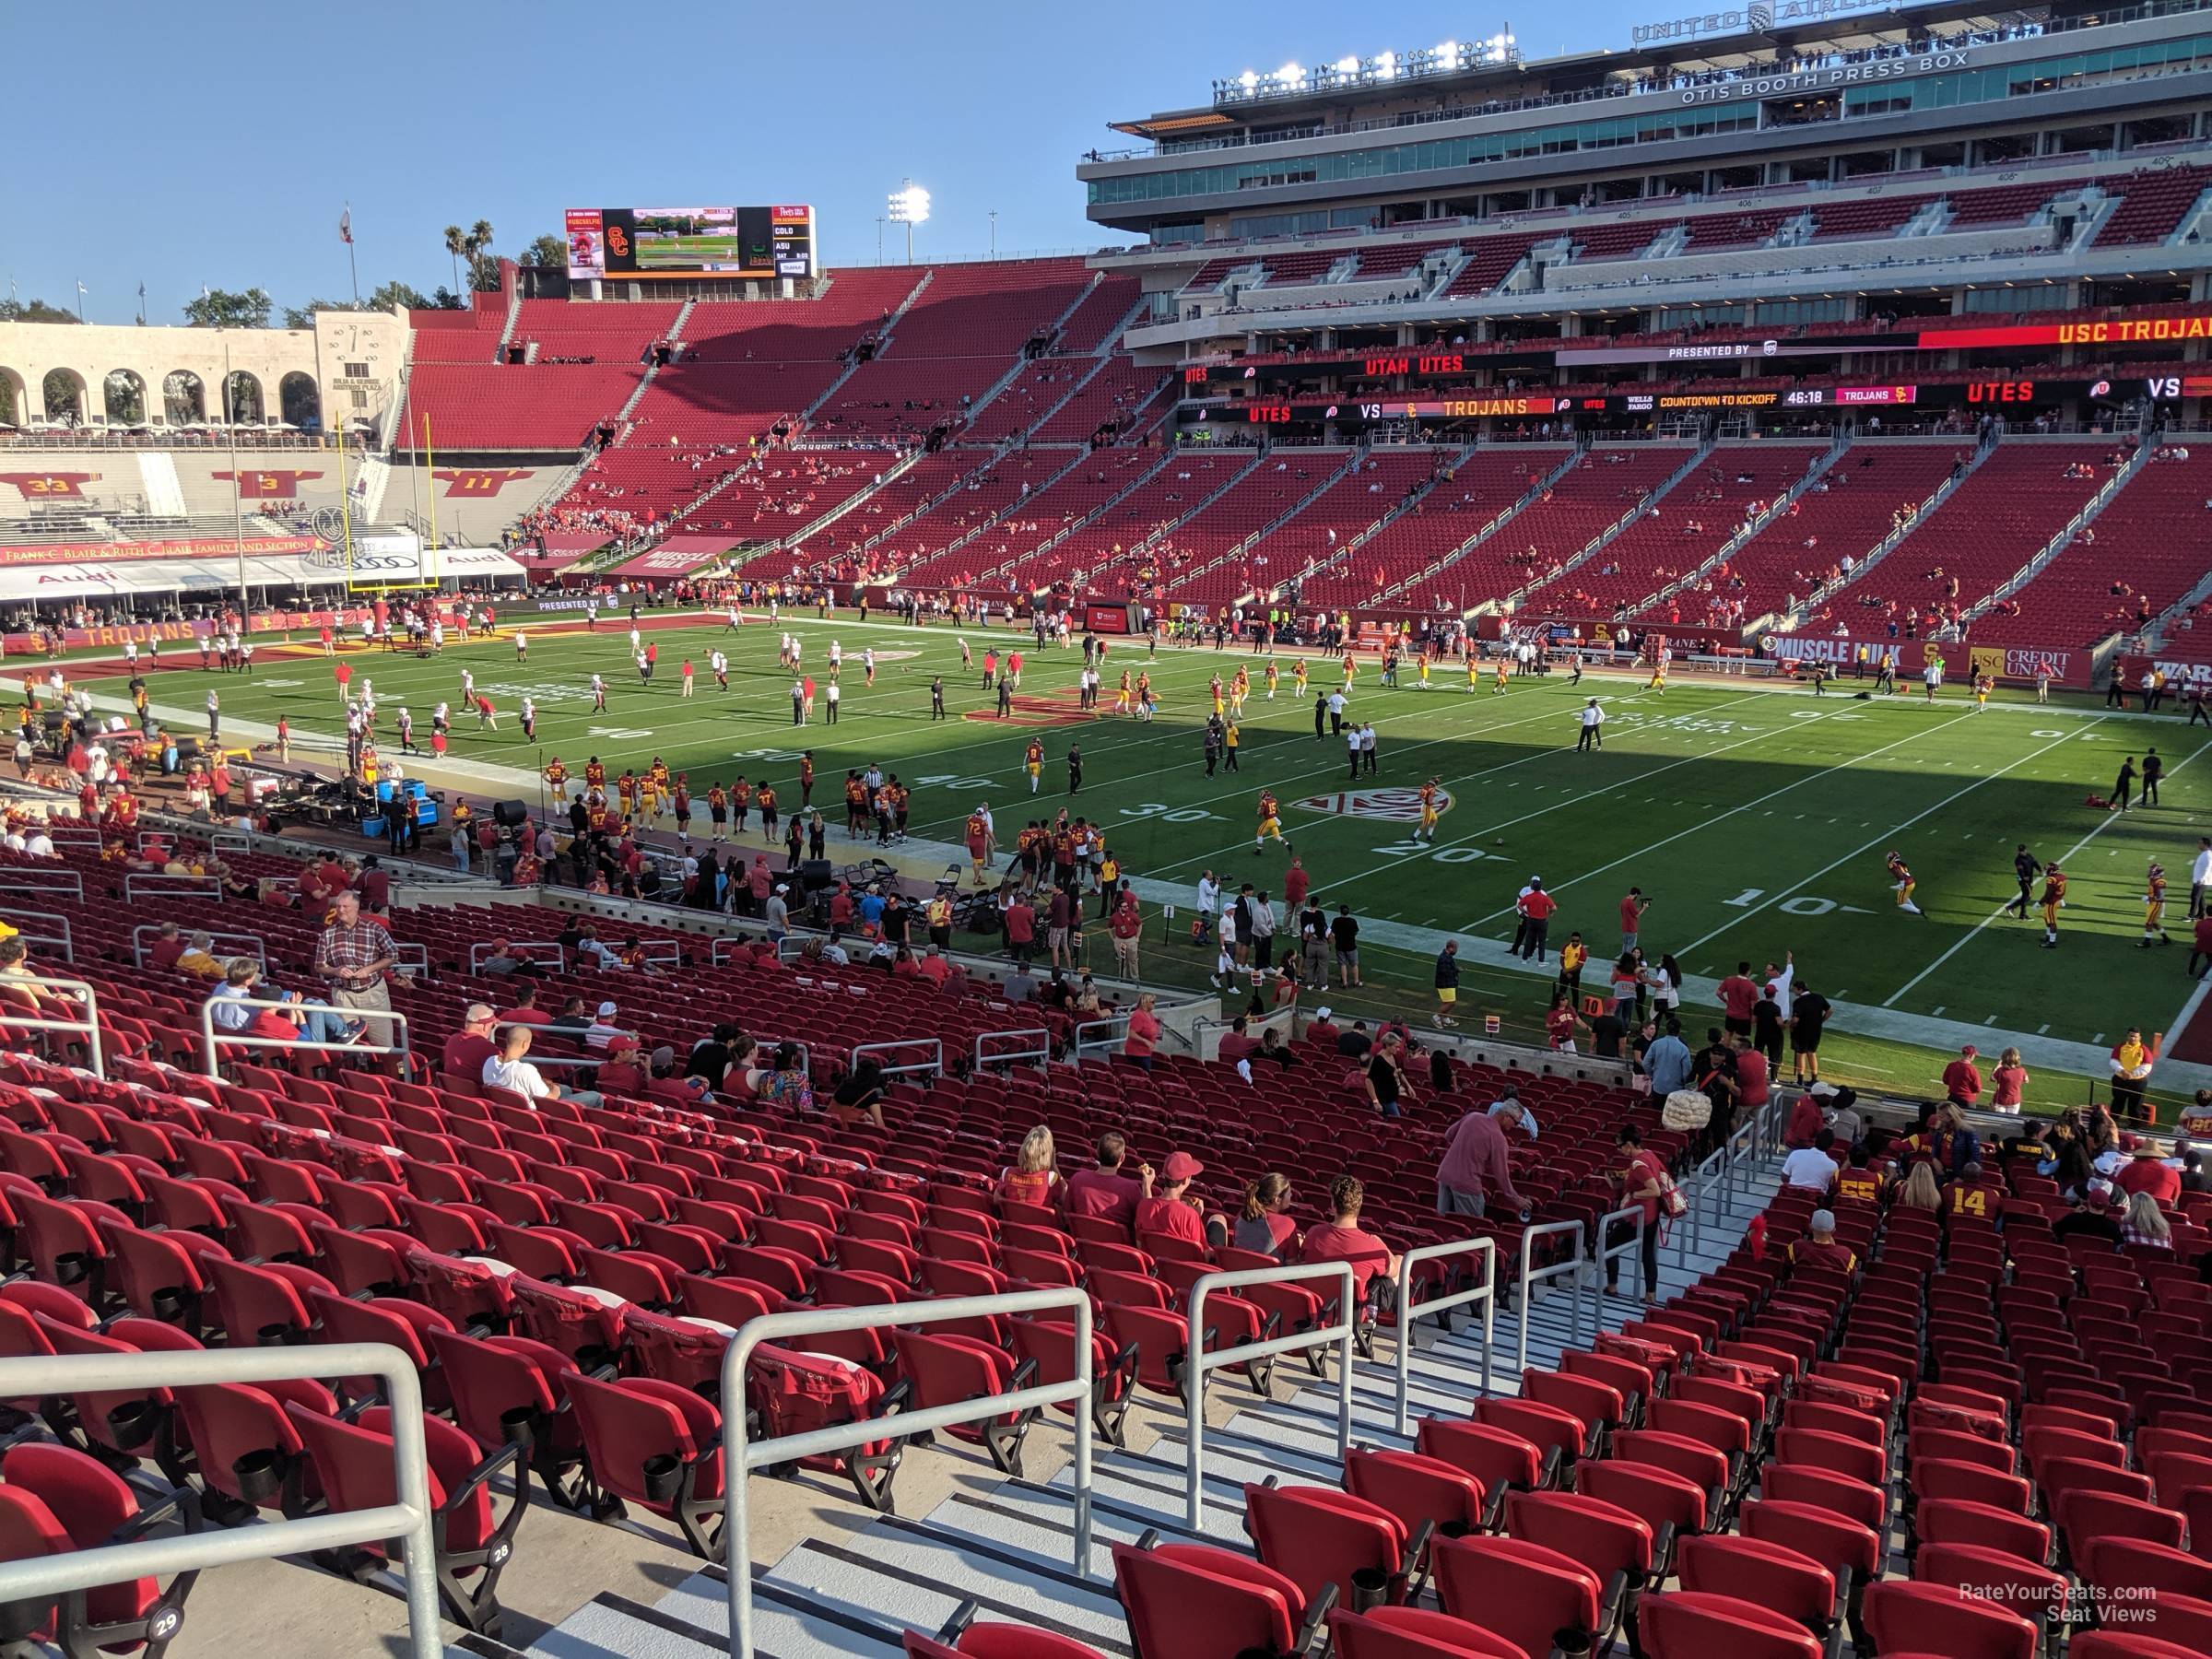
[75, 281, 87, 297]
[339, 206, 353, 245]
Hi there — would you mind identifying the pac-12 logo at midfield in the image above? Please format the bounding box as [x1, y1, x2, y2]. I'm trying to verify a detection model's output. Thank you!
[1294, 786, 1453, 822]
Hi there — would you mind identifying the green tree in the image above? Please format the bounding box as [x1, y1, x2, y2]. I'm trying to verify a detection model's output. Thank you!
[0, 298, 81, 324]
[520, 233, 568, 269]
[443, 224, 466, 296]
[465, 218, 497, 290]
[182, 288, 273, 328]
[430, 286, 468, 311]
[0, 376, 16, 428]
[282, 298, 346, 328]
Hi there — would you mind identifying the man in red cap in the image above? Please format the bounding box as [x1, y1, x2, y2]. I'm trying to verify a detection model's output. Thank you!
[1135, 1151, 1225, 1247]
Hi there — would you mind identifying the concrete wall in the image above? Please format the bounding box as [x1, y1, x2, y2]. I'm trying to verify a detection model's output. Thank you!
[0, 311, 406, 439]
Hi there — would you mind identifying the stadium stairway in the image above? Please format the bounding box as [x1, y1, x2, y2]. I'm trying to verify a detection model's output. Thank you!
[1500, 439, 1712, 614]
[1366, 445, 1585, 607]
[1774, 434, 1994, 632]
[1632, 435, 1848, 621]
[528, 1169, 1776, 1658]
[1960, 436, 2154, 631]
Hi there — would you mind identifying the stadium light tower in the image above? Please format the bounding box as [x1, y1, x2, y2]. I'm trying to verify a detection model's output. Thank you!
[887, 180, 930, 263]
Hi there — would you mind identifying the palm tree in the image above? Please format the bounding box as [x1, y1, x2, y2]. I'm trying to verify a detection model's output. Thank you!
[442, 225, 465, 296]
[467, 218, 495, 289]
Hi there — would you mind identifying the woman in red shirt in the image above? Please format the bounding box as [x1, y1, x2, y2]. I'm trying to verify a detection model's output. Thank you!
[1545, 989, 1586, 1053]
[995, 1125, 1061, 1208]
[1604, 1124, 1666, 1306]
[1124, 993, 1161, 1070]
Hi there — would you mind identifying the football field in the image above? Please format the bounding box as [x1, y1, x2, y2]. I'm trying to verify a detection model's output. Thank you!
[115, 613, 2212, 1109]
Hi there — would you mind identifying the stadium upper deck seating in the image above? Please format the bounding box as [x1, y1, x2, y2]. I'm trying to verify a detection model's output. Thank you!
[513, 300, 680, 365]
[394, 363, 643, 453]
[812, 262, 1095, 442]
[2092, 163, 2212, 248]
[406, 306, 507, 364]
[960, 359, 1102, 445]
[1031, 356, 1174, 445]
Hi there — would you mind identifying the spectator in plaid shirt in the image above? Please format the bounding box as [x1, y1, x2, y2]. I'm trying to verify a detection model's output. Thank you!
[314, 890, 397, 1048]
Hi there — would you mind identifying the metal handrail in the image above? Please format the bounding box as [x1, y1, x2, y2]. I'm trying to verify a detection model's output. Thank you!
[1391, 1238, 1496, 1435]
[974, 1027, 1050, 1071]
[0, 873, 83, 900]
[2, 908, 72, 963]
[1184, 1261, 1357, 1531]
[1724, 1111, 1764, 1213]
[123, 873, 221, 903]
[1586, 1203, 1651, 1323]
[133, 925, 264, 971]
[391, 941, 429, 979]
[0, 1343, 441, 1659]
[200, 995, 410, 1076]
[853, 1037, 942, 1083]
[1677, 1145, 1725, 1264]
[469, 940, 566, 972]
[1515, 1219, 1587, 1372]
[1073, 1015, 1131, 1060]
[721, 1287, 1095, 1659]
[0, 973, 104, 1078]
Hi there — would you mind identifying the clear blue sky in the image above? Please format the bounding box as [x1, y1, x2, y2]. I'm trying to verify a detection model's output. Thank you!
[1, 1, 1641, 324]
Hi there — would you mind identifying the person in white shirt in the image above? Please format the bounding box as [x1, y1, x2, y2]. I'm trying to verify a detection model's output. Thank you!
[23, 829, 54, 859]
[482, 1025, 601, 1107]
[2192, 836, 2212, 919]
[1577, 698, 1605, 752]
[1196, 872, 1220, 942]
[1781, 1132, 1839, 1194]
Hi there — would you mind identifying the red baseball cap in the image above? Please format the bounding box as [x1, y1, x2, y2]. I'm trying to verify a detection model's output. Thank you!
[1160, 1151, 1205, 1182]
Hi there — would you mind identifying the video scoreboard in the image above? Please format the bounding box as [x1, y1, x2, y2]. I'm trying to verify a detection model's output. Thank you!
[565, 206, 817, 281]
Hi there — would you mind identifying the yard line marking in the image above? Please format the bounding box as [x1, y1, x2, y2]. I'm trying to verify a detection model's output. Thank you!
[1454, 709, 1982, 931]
[2038, 1024, 2050, 1034]
[1879, 726, 2208, 1009]
[1145, 688, 1775, 881]
[1931, 1006, 1945, 1018]
[1676, 721, 2104, 960]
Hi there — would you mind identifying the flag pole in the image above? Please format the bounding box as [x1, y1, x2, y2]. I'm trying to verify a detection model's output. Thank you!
[423, 413, 439, 585]
[336, 420, 355, 596]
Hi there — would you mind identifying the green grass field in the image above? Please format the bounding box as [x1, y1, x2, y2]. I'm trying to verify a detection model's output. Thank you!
[114, 614, 2212, 1112]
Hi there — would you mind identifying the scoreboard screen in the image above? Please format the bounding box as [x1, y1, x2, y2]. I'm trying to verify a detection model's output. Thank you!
[566, 206, 816, 281]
